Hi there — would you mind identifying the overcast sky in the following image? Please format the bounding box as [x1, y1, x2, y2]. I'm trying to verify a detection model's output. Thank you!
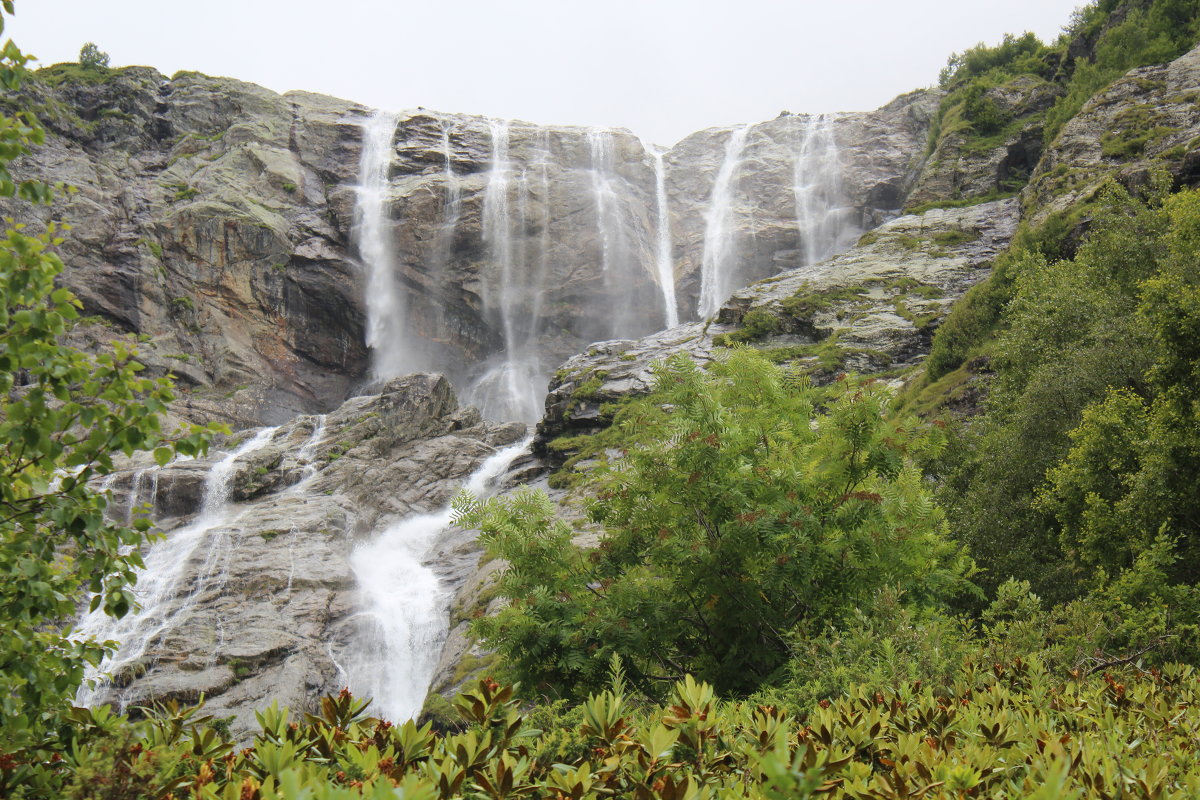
[9, 0, 1084, 146]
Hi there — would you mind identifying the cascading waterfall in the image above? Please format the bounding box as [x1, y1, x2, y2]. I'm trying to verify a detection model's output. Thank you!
[697, 124, 750, 318]
[437, 119, 461, 266]
[345, 437, 532, 722]
[294, 414, 327, 483]
[588, 129, 621, 276]
[355, 110, 410, 381]
[465, 121, 546, 423]
[793, 114, 860, 266]
[651, 148, 679, 328]
[531, 129, 553, 328]
[75, 427, 279, 707]
[587, 128, 650, 339]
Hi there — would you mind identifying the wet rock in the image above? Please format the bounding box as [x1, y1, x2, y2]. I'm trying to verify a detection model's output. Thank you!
[86, 375, 528, 739]
[8, 69, 935, 427]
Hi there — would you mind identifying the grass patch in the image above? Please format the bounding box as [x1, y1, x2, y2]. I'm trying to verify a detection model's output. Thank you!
[904, 188, 1018, 216]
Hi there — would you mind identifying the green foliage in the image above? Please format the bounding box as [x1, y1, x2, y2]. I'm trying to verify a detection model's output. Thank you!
[77, 42, 109, 70]
[1100, 103, 1180, 158]
[778, 283, 867, 319]
[921, 0, 1200, 209]
[712, 308, 780, 344]
[903, 189, 1018, 216]
[936, 186, 1160, 599]
[457, 350, 973, 700]
[1033, 188, 1200, 585]
[169, 182, 198, 202]
[939, 32, 1049, 89]
[923, 253, 1013, 381]
[1044, 1, 1200, 142]
[8, 670, 1200, 799]
[0, 4, 221, 757]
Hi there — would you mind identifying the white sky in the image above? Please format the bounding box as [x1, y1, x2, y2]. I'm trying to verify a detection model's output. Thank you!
[9, 0, 1084, 146]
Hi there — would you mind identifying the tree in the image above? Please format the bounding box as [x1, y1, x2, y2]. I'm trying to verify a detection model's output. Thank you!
[77, 41, 109, 69]
[0, 5, 217, 754]
[456, 350, 975, 699]
[1039, 187, 1200, 584]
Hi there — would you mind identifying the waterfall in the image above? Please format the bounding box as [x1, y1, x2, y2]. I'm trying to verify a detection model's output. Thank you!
[438, 119, 461, 266]
[588, 129, 621, 276]
[697, 125, 750, 318]
[651, 148, 679, 328]
[587, 128, 650, 340]
[531, 129, 553, 329]
[75, 427, 279, 707]
[294, 414, 327, 483]
[793, 114, 860, 267]
[464, 121, 545, 424]
[345, 437, 532, 722]
[355, 110, 409, 381]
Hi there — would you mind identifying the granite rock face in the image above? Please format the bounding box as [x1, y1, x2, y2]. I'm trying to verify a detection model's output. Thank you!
[906, 76, 1061, 209]
[11, 69, 370, 427]
[90, 374, 526, 737]
[9, 69, 937, 426]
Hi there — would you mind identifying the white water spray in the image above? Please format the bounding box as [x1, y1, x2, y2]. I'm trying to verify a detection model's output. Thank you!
[466, 121, 546, 423]
[125, 466, 160, 525]
[793, 114, 860, 267]
[438, 120, 462, 263]
[345, 437, 531, 722]
[651, 148, 679, 328]
[355, 111, 408, 381]
[75, 427, 279, 707]
[697, 125, 750, 318]
[294, 414, 327, 483]
[589, 129, 621, 276]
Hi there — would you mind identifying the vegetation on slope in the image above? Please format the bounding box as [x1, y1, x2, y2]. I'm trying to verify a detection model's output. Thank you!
[922, 0, 1200, 203]
[922, 178, 1200, 623]
[459, 352, 973, 701]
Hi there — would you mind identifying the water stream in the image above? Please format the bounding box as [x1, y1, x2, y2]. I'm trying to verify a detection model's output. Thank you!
[355, 110, 409, 381]
[651, 147, 679, 328]
[793, 113, 859, 267]
[697, 124, 750, 318]
[344, 437, 532, 722]
[464, 120, 546, 423]
[76, 427, 279, 707]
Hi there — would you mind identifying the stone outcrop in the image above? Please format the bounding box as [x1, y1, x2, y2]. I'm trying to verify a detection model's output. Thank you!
[1022, 43, 1200, 227]
[664, 91, 939, 307]
[11, 68, 370, 428]
[91, 374, 525, 736]
[535, 198, 1020, 462]
[906, 76, 1061, 209]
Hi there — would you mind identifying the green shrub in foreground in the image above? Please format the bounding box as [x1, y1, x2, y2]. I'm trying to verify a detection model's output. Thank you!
[2, 663, 1198, 798]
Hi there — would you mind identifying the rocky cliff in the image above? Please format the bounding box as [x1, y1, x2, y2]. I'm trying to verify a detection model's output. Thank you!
[8, 65, 935, 427]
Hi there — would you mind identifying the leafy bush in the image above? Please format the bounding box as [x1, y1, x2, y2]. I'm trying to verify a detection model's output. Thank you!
[457, 350, 974, 700]
[6, 668, 1200, 798]
[0, 4, 220, 755]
